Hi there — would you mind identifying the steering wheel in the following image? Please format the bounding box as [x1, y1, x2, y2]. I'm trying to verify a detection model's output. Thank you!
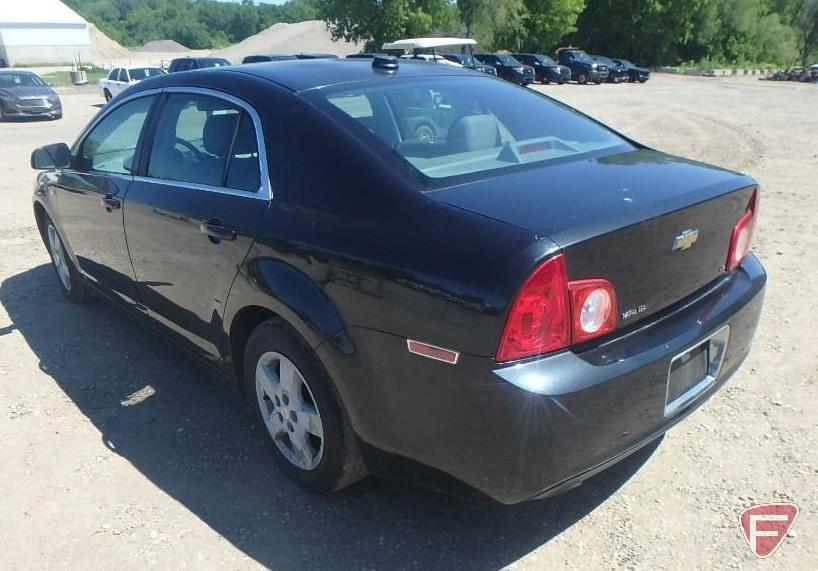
[174, 137, 202, 161]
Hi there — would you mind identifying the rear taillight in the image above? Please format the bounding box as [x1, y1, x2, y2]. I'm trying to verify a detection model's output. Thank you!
[726, 188, 760, 271]
[496, 254, 570, 362]
[496, 255, 618, 362]
[568, 279, 618, 344]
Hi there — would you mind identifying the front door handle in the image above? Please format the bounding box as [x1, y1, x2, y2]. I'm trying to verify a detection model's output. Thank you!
[199, 219, 237, 243]
[101, 194, 120, 212]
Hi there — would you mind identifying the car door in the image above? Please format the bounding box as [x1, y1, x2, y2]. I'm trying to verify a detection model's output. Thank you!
[109, 68, 125, 97]
[49, 93, 158, 308]
[124, 90, 269, 361]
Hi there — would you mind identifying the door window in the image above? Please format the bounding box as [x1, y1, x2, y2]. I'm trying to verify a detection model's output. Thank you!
[109, 68, 120, 81]
[148, 93, 261, 191]
[78, 96, 155, 174]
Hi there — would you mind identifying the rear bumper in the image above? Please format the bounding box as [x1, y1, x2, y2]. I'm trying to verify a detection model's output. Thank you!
[324, 254, 766, 504]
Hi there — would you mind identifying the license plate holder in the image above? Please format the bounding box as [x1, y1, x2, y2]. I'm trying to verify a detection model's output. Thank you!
[665, 326, 730, 417]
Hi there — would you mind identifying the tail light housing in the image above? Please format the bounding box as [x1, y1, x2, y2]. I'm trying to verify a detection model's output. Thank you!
[726, 188, 759, 272]
[495, 254, 570, 362]
[496, 254, 618, 362]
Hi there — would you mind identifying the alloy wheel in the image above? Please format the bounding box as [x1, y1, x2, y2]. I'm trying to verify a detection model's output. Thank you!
[255, 351, 324, 470]
[47, 223, 71, 291]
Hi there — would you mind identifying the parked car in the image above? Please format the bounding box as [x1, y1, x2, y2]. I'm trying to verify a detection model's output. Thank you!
[294, 54, 339, 60]
[474, 53, 535, 85]
[30, 57, 765, 504]
[0, 70, 61, 120]
[242, 54, 298, 64]
[513, 53, 571, 84]
[168, 57, 231, 73]
[612, 58, 651, 83]
[99, 66, 165, 101]
[555, 47, 608, 84]
[400, 54, 464, 67]
[441, 53, 497, 75]
[592, 55, 628, 83]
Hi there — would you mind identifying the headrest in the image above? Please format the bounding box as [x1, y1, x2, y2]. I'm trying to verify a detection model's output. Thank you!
[447, 114, 500, 153]
[202, 112, 239, 156]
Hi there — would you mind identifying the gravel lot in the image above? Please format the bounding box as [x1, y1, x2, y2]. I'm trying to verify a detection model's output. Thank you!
[1, 75, 816, 570]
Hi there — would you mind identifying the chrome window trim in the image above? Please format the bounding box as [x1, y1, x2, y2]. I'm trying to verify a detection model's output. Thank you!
[71, 86, 272, 201]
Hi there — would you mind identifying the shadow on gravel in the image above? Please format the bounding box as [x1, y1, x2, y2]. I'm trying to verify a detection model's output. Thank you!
[2, 264, 660, 570]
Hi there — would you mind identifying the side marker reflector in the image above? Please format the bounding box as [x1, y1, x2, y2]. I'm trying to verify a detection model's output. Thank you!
[407, 339, 459, 365]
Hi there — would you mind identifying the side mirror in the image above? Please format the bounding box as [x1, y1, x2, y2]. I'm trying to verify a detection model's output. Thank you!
[31, 143, 71, 170]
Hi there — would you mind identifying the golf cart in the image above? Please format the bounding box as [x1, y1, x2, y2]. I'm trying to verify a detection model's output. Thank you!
[381, 37, 496, 76]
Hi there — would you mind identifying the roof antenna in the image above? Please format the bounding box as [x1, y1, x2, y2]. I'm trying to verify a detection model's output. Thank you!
[372, 55, 399, 71]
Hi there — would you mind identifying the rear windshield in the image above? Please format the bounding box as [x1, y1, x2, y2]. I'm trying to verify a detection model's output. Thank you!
[316, 76, 631, 183]
[199, 59, 230, 68]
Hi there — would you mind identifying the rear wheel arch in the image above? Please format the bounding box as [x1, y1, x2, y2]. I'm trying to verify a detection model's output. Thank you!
[224, 258, 351, 387]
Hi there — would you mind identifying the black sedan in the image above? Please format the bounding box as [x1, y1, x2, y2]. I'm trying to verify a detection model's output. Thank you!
[592, 55, 628, 83]
[513, 53, 571, 84]
[474, 53, 535, 85]
[613, 58, 651, 83]
[0, 70, 62, 120]
[30, 57, 765, 504]
[441, 53, 498, 76]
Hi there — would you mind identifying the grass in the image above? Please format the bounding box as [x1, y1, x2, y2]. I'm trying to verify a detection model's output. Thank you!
[41, 68, 108, 87]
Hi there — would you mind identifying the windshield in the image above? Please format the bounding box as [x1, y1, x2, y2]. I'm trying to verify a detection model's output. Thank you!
[129, 68, 164, 79]
[497, 54, 522, 66]
[619, 59, 634, 67]
[318, 76, 631, 183]
[538, 56, 557, 66]
[569, 50, 592, 62]
[0, 73, 46, 88]
[452, 54, 474, 66]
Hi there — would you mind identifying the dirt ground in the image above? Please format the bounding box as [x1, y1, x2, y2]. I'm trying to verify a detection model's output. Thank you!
[1, 75, 816, 570]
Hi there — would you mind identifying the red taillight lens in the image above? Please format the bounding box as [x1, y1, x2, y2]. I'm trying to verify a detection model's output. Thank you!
[568, 279, 618, 344]
[496, 254, 570, 362]
[496, 255, 619, 362]
[726, 188, 760, 271]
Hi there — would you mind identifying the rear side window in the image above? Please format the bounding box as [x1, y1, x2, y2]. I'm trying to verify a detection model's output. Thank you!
[319, 76, 630, 182]
[147, 93, 260, 190]
[78, 96, 154, 174]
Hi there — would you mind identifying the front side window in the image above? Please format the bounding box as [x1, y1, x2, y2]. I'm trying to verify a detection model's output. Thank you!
[108, 69, 119, 81]
[129, 67, 164, 80]
[78, 96, 154, 174]
[147, 93, 260, 190]
[319, 77, 631, 183]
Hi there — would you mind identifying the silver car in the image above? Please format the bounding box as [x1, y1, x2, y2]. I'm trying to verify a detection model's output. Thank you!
[0, 70, 62, 120]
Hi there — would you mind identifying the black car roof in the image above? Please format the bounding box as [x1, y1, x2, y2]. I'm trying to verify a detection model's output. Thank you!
[226, 58, 483, 93]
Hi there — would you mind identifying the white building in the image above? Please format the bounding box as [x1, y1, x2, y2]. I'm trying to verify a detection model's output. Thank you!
[0, 0, 91, 66]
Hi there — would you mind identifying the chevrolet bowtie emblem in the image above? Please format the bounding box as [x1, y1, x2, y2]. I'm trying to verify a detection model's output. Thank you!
[672, 228, 699, 251]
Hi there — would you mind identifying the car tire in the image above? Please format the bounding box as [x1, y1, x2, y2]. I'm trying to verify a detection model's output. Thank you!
[577, 72, 589, 85]
[558, 78, 566, 85]
[243, 319, 367, 493]
[542, 77, 550, 85]
[594, 79, 603, 85]
[42, 215, 90, 303]
[412, 123, 435, 142]
[104, 89, 112, 102]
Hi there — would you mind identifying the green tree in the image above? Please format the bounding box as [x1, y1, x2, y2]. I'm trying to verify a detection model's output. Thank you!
[319, 0, 454, 50]
[522, 0, 585, 51]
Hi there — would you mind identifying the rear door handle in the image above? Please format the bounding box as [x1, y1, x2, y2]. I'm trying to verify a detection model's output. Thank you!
[199, 220, 237, 243]
[101, 195, 120, 211]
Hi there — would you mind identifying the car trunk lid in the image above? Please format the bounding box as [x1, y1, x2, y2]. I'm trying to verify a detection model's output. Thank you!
[431, 149, 756, 329]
